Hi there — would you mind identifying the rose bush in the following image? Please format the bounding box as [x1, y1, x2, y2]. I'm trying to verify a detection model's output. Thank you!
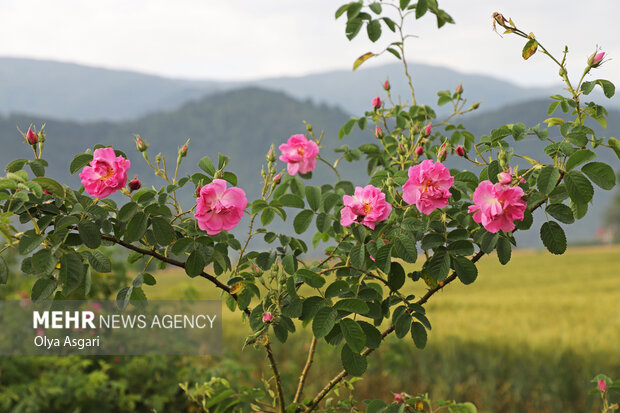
[0, 1, 618, 412]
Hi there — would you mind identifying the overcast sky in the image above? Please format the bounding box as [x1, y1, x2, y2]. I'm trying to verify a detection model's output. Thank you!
[1, 0, 618, 87]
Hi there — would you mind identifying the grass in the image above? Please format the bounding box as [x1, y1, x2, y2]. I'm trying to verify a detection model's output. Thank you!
[146, 245, 620, 412]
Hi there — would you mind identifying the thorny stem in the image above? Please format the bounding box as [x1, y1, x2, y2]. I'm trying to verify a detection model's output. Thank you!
[266, 342, 286, 413]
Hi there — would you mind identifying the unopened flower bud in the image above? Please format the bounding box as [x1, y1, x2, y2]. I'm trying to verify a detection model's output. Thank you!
[497, 172, 512, 185]
[437, 143, 447, 162]
[598, 379, 607, 392]
[262, 312, 274, 323]
[26, 128, 38, 145]
[195, 186, 202, 197]
[372, 96, 382, 110]
[415, 146, 424, 156]
[394, 393, 404, 403]
[128, 178, 141, 191]
[214, 170, 224, 179]
[455, 146, 465, 157]
[135, 135, 148, 152]
[472, 102, 480, 110]
[305, 123, 313, 132]
[383, 80, 391, 91]
[386, 177, 396, 187]
[498, 149, 508, 170]
[588, 51, 605, 68]
[423, 123, 432, 136]
[374, 126, 384, 139]
[178, 144, 188, 158]
[273, 173, 282, 184]
[456, 84, 463, 94]
[267, 148, 276, 162]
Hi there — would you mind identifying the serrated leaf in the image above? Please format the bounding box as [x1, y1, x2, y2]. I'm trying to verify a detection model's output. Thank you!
[124, 212, 148, 242]
[339, 318, 366, 353]
[151, 216, 175, 245]
[581, 162, 616, 190]
[312, 307, 337, 338]
[537, 166, 560, 195]
[334, 298, 369, 314]
[452, 256, 477, 284]
[31, 278, 57, 301]
[564, 171, 594, 204]
[540, 221, 567, 255]
[305, 186, 321, 211]
[293, 210, 314, 234]
[546, 203, 575, 224]
[496, 237, 511, 265]
[341, 344, 367, 376]
[70, 153, 93, 175]
[366, 19, 381, 42]
[410, 322, 427, 349]
[88, 249, 112, 273]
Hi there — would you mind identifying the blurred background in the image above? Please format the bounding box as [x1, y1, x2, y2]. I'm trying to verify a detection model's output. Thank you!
[0, 1, 619, 412]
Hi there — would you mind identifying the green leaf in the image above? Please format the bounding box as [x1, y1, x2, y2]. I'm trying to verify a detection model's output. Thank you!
[366, 19, 381, 42]
[31, 278, 57, 301]
[564, 171, 594, 204]
[410, 322, 428, 349]
[393, 233, 417, 263]
[78, 221, 101, 249]
[388, 262, 405, 291]
[70, 153, 93, 175]
[0, 256, 7, 284]
[546, 204, 575, 224]
[428, 248, 450, 281]
[609, 137, 620, 160]
[333, 298, 369, 314]
[447, 240, 474, 256]
[59, 252, 84, 295]
[339, 318, 366, 353]
[350, 244, 365, 268]
[185, 250, 205, 277]
[374, 244, 392, 273]
[116, 286, 132, 310]
[496, 237, 511, 265]
[352, 52, 375, 71]
[305, 186, 321, 211]
[421, 233, 444, 250]
[32, 249, 56, 275]
[118, 202, 139, 222]
[142, 273, 157, 286]
[581, 162, 616, 190]
[452, 256, 478, 285]
[297, 269, 325, 288]
[312, 307, 337, 338]
[88, 249, 112, 273]
[293, 210, 314, 234]
[5, 159, 28, 172]
[537, 166, 560, 195]
[19, 233, 44, 255]
[341, 344, 367, 376]
[198, 156, 216, 176]
[369, 2, 382, 14]
[125, 212, 148, 242]
[540, 221, 567, 255]
[415, 0, 428, 18]
[32, 177, 65, 198]
[279, 193, 305, 208]
[565, 149, 596, 171]
[151, 216, 175, 245]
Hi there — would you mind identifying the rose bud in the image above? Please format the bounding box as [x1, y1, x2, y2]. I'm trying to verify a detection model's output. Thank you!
[374, 126, 384, 139]
[273, 173, 282, 184]
[178, 144, 188, 158]
[372, 96, 382, 110]
[598, 379, 607, 392]
[26, 128, 38, 145]
[262, 312, 274, 323]
[267, 148, 277, 162]
[456, 84, 463, 94]
[415, 146, 424, 156]
[455, 146, 465, 157]
[394, 393, 404, 403]
[195, 186, 202, 197]
[423, 123, 432, 136]
[497, 172, 512, 185]
[383, 80, 391, 91]
[128, 178, 141, 191]
[588, 51, 605, 68]
[135, 135, 148, 152]
[437, 143, 447, 161]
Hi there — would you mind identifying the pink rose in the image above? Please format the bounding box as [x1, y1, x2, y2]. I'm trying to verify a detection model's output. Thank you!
[598, 379, 607, 392]
[402, 160, 454, 215]
[415, 146, 424, 156]
[262, 312, 274, 323]
[383, 80, 391, 91]
[423, 123, 432, 136]
[340, 185, 392, 229]
[79, 147, 131, 199]
[372, 96, 382, 110]
[468, 180, 526, 233]
[456, 84, 463, 94]
[455, 146, 465, 157]
[374, 126, 383, 139]
[394, 393, 404, 403]
[590, 51, 605, 67]
[128, 178, 141, 191]
[195, 179, 247, 235]
[278, 134, 319, 176]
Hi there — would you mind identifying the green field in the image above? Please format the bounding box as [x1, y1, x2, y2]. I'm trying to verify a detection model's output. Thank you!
[146, 245, 620, 412]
